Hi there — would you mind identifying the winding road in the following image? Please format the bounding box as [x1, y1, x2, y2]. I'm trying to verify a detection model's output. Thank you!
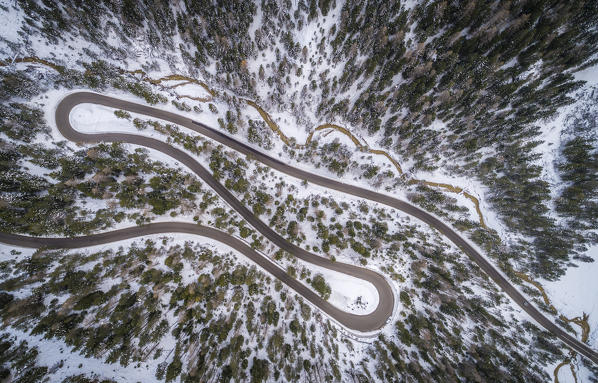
[0, 92, 596, 364]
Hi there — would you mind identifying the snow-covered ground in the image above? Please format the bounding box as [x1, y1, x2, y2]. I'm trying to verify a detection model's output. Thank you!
[5, 326, 161, 383]
[543, 244, 598, 349]
[67, 92, 393, 324]
[3, 0, 597, 380]
[0, 235, 233, 383]
[296, 259, 379, 315]
[532, 68, 598, 336]
[64, 88, 552, 329]
[530, 65, 598, 382]
[71, 103, 140, 133]
[4, 4, 597, 369]
[172, 82, 211, 99]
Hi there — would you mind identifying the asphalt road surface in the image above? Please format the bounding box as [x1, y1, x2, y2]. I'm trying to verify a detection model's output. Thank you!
[0, 92, 596, 364]
[0, 223, 385, 332]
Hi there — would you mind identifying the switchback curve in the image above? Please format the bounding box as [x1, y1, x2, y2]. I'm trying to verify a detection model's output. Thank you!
[0, 223, 384, 332]
[0, 92, 596, 364]
[2, 93, 395, 333]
